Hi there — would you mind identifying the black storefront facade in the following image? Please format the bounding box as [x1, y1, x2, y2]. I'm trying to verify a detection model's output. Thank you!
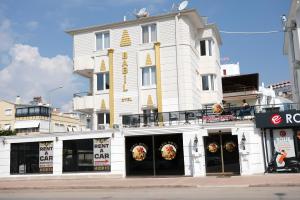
[255, 110, 300, 168]
[125, 133, 184, 176]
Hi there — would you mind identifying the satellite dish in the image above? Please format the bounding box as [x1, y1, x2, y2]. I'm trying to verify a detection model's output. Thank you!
[135, 7, 149, 18]
[178, 1, 188, 11]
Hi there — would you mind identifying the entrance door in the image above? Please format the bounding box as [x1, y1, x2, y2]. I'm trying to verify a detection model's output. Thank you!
[204, 133, 240, 175]
[125, 134, 184, 176]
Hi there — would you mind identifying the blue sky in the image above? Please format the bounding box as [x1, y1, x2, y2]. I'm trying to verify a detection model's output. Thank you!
[0, 0, 291, 110]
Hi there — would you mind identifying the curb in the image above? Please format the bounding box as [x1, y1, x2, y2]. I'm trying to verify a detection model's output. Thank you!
[1, 183, 300, 190]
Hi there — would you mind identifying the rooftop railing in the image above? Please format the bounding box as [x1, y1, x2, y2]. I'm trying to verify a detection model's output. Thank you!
[121, 103, 299, 128]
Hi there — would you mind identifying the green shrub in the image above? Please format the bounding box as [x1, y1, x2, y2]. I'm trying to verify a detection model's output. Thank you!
[0, 130, 16, 136]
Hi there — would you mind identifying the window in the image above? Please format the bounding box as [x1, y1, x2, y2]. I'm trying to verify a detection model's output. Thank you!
[97, 72, 109, 91]
[200, 39, 213, 56]
[97, 113, 110, 125]
[4, 108, 12, 116]
[142, 24, 156, 43]
[223, 69, 227, 76]
[142, 66, 156, 86]
[200, 40, 206, 56]
[202, 74, 215, 91]
[96, 32, 110, 50]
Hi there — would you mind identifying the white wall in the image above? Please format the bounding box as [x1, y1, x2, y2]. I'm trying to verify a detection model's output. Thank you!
[0, 132, 125, 177]
[221, 63, 240, 77]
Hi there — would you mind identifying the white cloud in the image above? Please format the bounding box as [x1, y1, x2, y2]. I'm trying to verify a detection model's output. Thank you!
[26, 21, 39, 31]
[0, 44, 80, 111]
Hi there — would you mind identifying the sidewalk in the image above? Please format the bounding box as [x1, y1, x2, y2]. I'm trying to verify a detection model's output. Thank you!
[0, 174, 299, 190]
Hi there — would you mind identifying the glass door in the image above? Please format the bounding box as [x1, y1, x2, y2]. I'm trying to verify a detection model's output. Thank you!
[204, 133, 240, 175]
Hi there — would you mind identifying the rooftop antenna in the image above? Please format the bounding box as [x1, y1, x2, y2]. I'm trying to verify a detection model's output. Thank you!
[178, 0, 189, 11]
[134, 7, 149, 18]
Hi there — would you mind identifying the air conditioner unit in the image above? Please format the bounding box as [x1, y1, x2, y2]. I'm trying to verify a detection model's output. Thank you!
[98, 125, 105, 130]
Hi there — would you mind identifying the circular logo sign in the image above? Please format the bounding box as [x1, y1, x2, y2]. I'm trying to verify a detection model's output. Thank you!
[212, 103, 224, 114]
[224, 141, 236, 152]
[279, 130, 287, 137]
[131, 144, 147, 161]
[160, 144, 177, 160]
[208, 143, 219, 153]
[270, 114, 282, 125]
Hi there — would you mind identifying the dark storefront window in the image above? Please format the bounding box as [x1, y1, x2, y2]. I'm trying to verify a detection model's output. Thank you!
[10, 142, 53, 174]
[63, 138, 111, 173]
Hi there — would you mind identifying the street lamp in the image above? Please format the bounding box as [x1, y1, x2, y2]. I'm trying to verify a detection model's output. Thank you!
[48, 86, 63, 133]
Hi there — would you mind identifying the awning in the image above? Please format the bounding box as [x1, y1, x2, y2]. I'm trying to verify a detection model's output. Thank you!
[14, 121, 40, 129]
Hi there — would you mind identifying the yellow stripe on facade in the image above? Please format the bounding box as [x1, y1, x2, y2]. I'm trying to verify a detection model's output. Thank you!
[147, 95, 154, 108]
[154, 42, 163, 124]
[101, 99, 106, 110]
[120, 30, 131, 47]
[100, 60, 106, 72]
[145, 53, 152, 66]
[108, 49, 114, 128]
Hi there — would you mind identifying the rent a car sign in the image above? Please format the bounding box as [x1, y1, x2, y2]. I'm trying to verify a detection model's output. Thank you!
[39, 142, 53, 168]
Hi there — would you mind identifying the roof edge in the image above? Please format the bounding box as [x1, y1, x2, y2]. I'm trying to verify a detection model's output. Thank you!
[65, 9, 198, 35]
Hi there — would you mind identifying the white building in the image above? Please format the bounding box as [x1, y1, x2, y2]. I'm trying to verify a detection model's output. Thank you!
[283, 0, 300, 105]
[69, 9, 223, 130]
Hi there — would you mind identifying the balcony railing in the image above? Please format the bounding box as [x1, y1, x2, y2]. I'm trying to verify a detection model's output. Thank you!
[121, 103, 299, 128]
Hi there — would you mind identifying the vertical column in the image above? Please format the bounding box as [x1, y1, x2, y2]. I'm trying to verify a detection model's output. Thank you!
[53, 139, 63, 175]
[0, 141, 10, 177]
[154, 42, 163, 113]
[108, 49, 114, 128]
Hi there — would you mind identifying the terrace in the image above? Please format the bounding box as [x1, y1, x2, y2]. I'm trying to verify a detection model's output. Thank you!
[121, 103, 298, 128]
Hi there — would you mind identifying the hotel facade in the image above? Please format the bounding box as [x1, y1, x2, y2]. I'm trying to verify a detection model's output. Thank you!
[0, 9, 288, 177]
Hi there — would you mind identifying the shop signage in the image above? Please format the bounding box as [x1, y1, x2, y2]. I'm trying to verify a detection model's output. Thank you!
[159, 142, 177, 161]
[273, 129, 296, 158]
[255, 110, 300, 128]
[39, 142, 53, 169]
[93, 138, 111, 171]
[130, 143, 148, 161]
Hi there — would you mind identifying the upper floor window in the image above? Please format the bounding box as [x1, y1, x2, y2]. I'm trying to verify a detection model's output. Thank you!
[4, 108, 12, 116]
[96, 32, 110, 51]
[142, 24, 157, 44]
[200, 39, 213, 56]
[97, 113, 110, 126]
[97, 72, 109, 91]
[142, 66, 156, 86]
[202, 74, 215, 91]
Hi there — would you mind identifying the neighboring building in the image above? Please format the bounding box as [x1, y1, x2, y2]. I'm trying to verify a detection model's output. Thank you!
[268, 81, 293, 101]
[221, 62, 240, 77]
[0, 97, 87, 135]
[68, 9, 223, 130]
[283, 0, 300, 105]
[0, 100, 15, 131]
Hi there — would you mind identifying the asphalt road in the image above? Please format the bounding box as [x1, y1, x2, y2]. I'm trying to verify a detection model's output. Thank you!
[0, 187, 299, 200]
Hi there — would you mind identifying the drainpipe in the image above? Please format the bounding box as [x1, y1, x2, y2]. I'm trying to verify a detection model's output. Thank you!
[260, 128, 267, 172]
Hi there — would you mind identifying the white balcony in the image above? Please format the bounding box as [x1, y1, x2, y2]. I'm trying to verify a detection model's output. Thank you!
[73, 93, 108, 113]
[73, 55, 94, 78]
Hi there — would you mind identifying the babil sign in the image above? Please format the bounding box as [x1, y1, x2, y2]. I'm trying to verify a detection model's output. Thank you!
[255, 110, 300, 128]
